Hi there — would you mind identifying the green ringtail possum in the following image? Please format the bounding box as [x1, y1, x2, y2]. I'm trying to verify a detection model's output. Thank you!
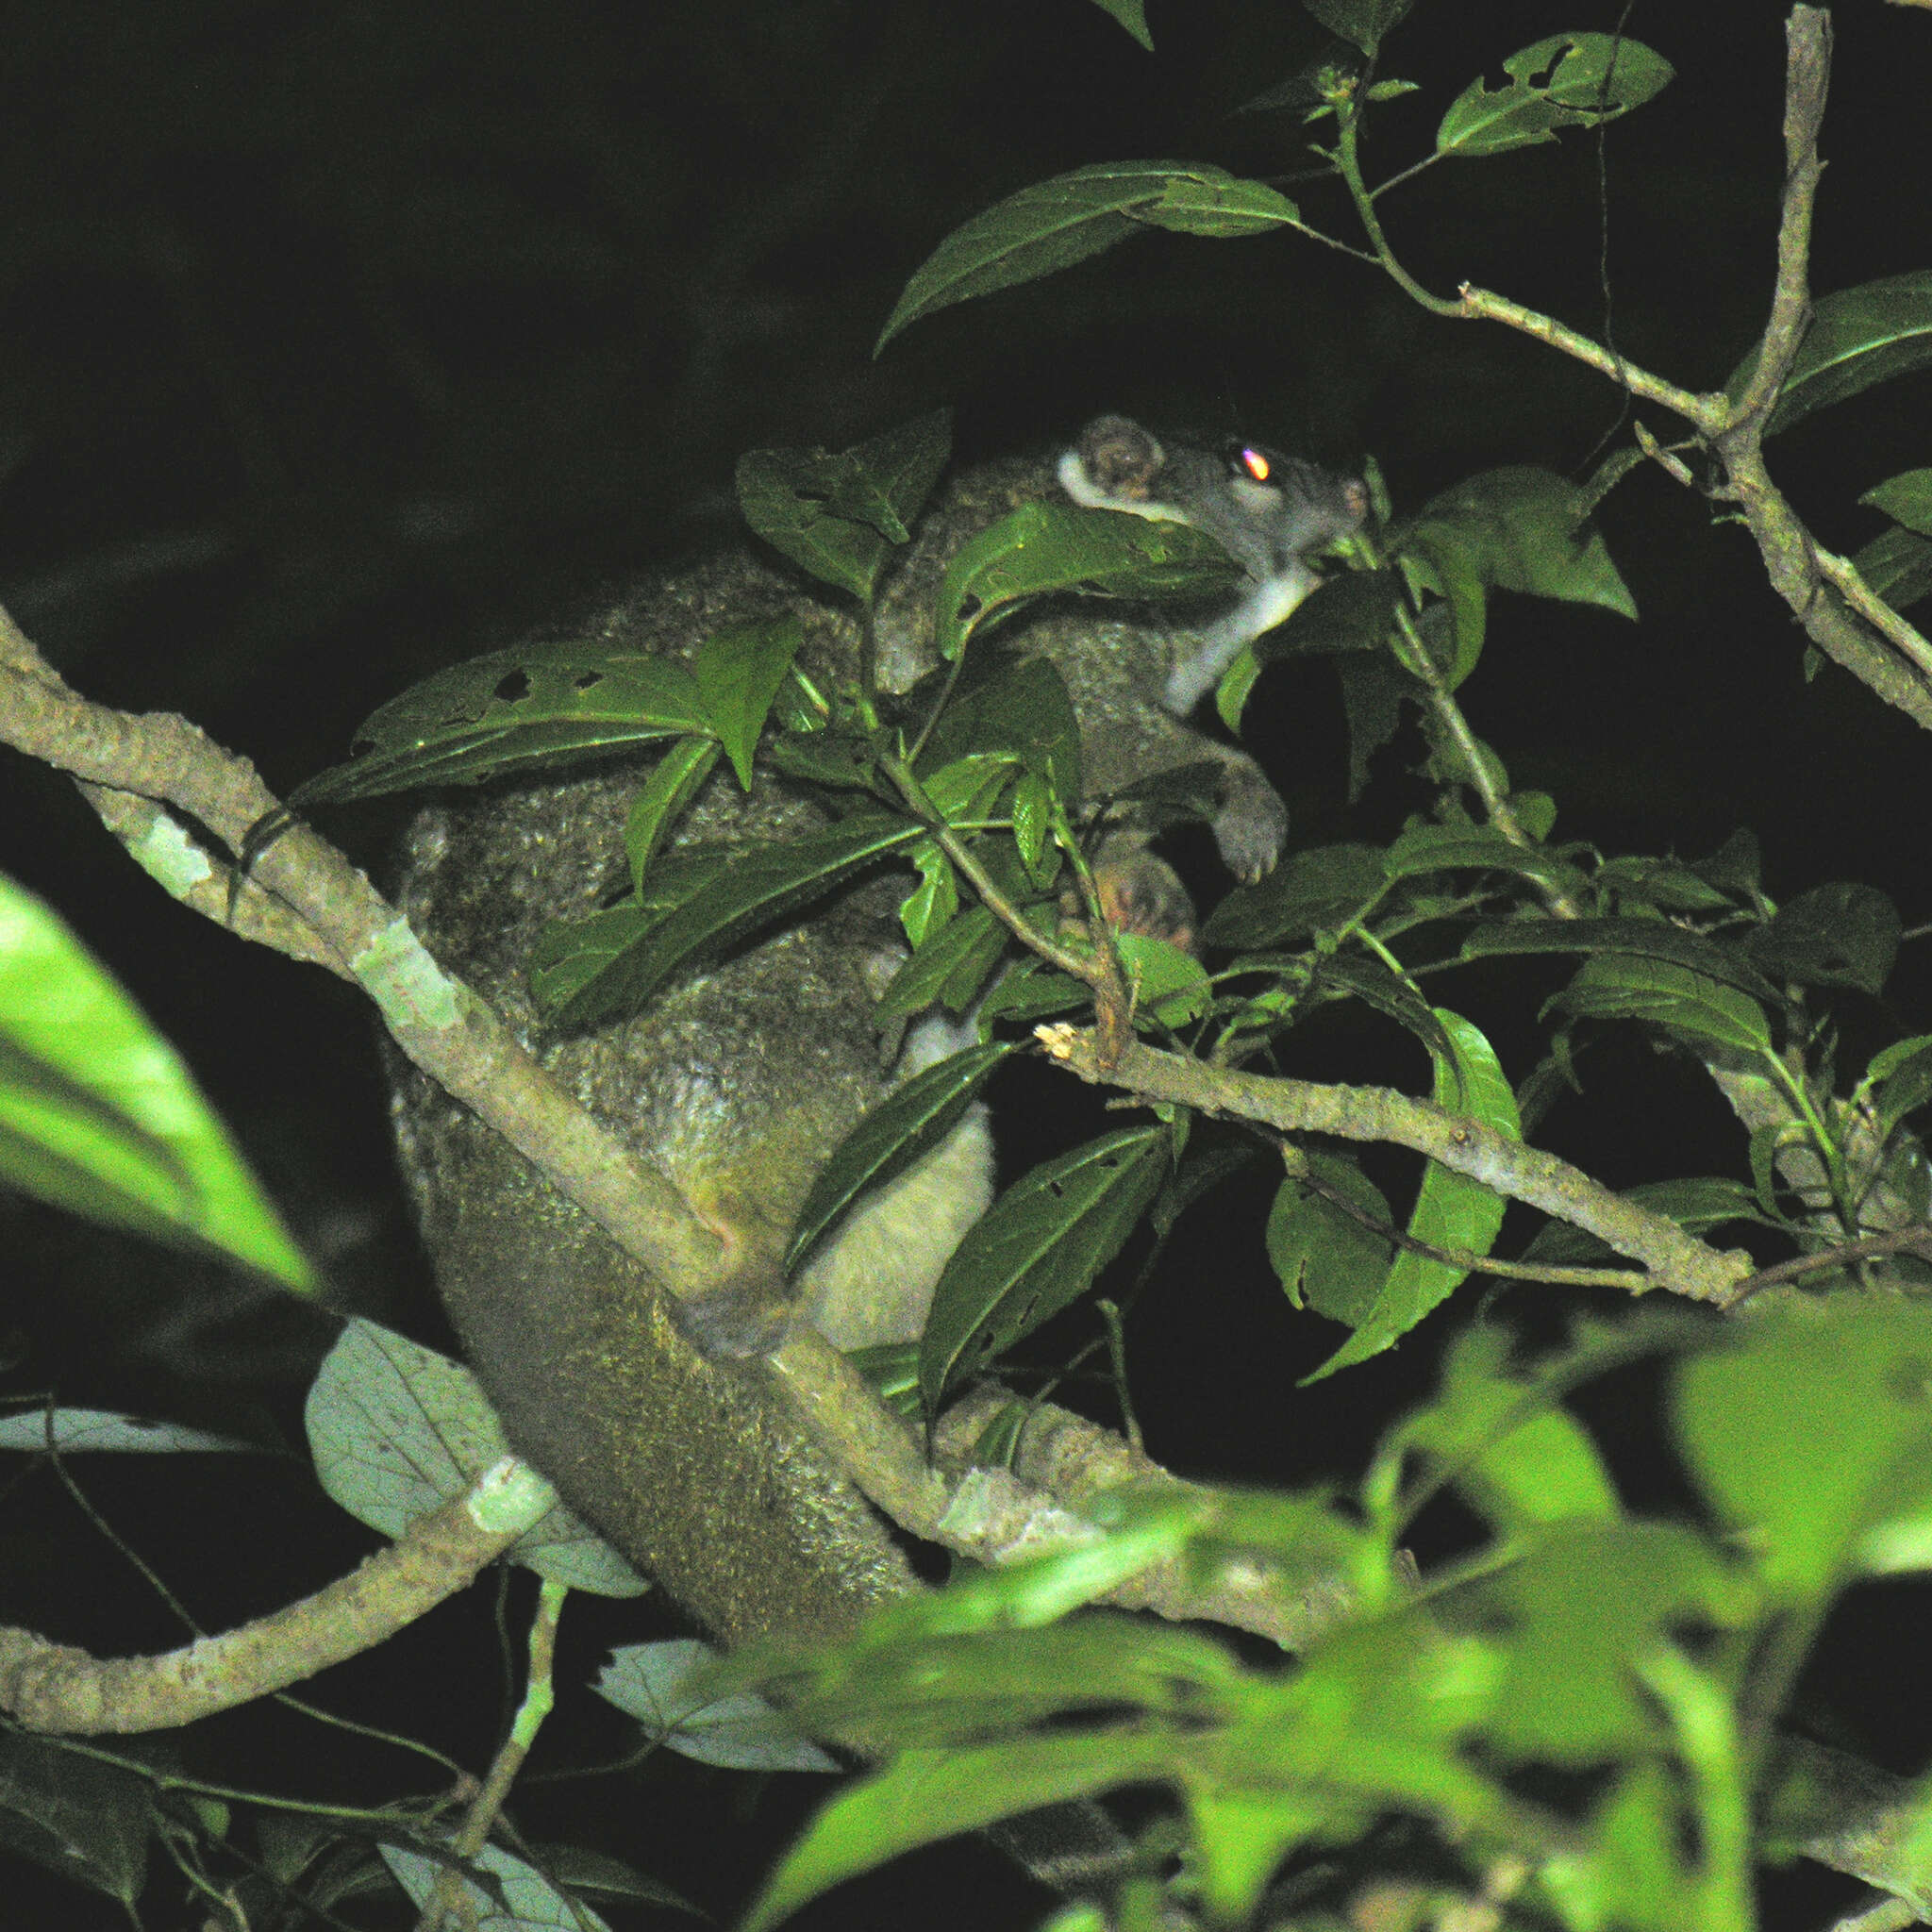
[389, 414, 1364, 1648]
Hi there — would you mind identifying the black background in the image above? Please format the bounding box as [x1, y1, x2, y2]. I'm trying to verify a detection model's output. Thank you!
[0, 1, 1928, 1925]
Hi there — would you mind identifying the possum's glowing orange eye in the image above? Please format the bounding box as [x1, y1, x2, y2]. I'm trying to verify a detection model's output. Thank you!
[1230, 443, 1272, 484]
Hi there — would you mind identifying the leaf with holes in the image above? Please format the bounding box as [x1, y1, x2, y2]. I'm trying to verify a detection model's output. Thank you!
[920, 1126, 1168, 1407]
[292, 643, 709, 804]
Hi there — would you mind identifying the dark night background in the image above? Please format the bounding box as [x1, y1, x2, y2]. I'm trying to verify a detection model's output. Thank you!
[0, 1, 1929, 1925]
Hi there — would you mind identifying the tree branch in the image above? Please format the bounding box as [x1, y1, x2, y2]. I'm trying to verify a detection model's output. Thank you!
[0, 1459, 552, 1734]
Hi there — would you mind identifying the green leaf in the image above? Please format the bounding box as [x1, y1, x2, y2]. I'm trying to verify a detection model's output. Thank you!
[0, 1407, 258, 1454]
[1400, 468, 1637, 620]
[291, 641, 708, 804]
[1436, 35, 1674, 158]
[1550, 954, 1774, 1058]
[1441, 1522, 1747, 1764]
[1305, 1010, 1518, 1381]
[1386, 824, 1591, 905]
[736, 411, 952, 601]
[1086, 0, 1153, 51]
[1519, 1177, 1764, 1266]
[786, 1043, 1011, 1274]
[306, 1318, 647, 1597]
[1337, 652, 1408, 804]
[898, 839, 958, 947]
[1391, 1326, 1619, 1535]
[625, 736, 722, 891]
[1745, 880, 1899, 996]
[1870, 1036, 1932, 1146]
[1854, 524, 1932, 613]
[594, 1641, 840, 1772]
[1736, 273, 1932, 437]
[1306, 953, 1456, 1069]
[877, 163, 1301, 350]
[920, 1126, 1169, 1407]
[1115, 932, 1211, 1027]
[916, 652, 1086, 810]
[383, 1840, 615, 1932]
[0, 1734, 151, 1907]
[1861, 468, 1932, 538]
[743, 1734, 1171, 1932]
[875, 905, 1009, 1023]
[1674, 1299, 1932, 1601]
[1268, 1154, 1393, 1324]
[540, 816, 924, 1028]
[1201, 841, 1386, 948]
[1303, 0, 1413, 56]
[0, 875, 313, 1291]
[528, 855, 729, 1018]
[1251, 569, 1407, 668]
[691, 619, 803, 789]
[1461, 917, 1784, 1008]
[1400, 525, 1488, 684]
[932, 498, 1241, 663]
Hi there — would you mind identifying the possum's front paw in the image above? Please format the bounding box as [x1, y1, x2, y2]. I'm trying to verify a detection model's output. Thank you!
[1213, 764, 1290, 884]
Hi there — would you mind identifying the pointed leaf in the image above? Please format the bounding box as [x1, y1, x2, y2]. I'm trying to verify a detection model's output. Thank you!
[0, 875, 313, 1290]
[1202, 842, 1387, 948]
[691, 619, 803, 789]
[1402, 468, 1636, 619]
[292, 643, 708, 804]
[1268, 1154, 1394, 1324]
[594, 1641, 840, 1772]
[1550, 954, 1773, 1057]
[1437, 35, 1674, 158]
[1746, 880, 1899, 997]
[878, 162, 1300, 348]
[0, 1407, 258, 1454]
[921, 1126, 1168, 1407]
[1852, 523, 1932, 613]
[542, 816, 924, 1027]
[1737, 273, 1932, 437]
[306, 1319, 647, 1597]
[736, 412, 951, 600]
[787, 1043, 1012, 1274]
[625, 737, 722, 891]
[1304, 0, 1414, 56]
[1861, 468, 1932, 538]
[1306, 1010, 1517, 1380]
[875, 906, 1009, 1022]
[1461, 917, 1783, 1008]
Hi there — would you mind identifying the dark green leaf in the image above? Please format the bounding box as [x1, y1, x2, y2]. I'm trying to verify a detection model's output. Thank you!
[787, 1044, 1012, 1274]
[0, 877, 314, 1291]
[921, 1127, 1169, 1407]
[766, 726, 884, 791]
[1252, 568, 1407, 665]
[735, 412, 952, 601]
[1149, 1141, 1262, 1242]
[898, 840, 958, 947]
[1746, 881, 1899, 996]
[1461, 918, 1783, 1008]
[1307, 953, 1456, 1069]
[1861, 468, 1932, 538]
[528, 856, 730, 1017]
[1870, 1035, 1932, 1146]
[1853, 524, 1932, 613]
[1593, 855, 1734, 915]
[625, 737, 722, 891]
[1303, 0, 1413, 56]
[691, 619, 803, 789]
[975, 958, 1089, 1026]
[1400, 468, 1636, 620]
[1087, 0, 1153, 50]
[0, 1735, 151, 1906]
[542, 817, 923, 1027]
[933, 499, 1241, 662]
[292, 642, 708, 804]
[875, 906, 1008, 1022]
[1336, 653, 1408, 803]
[1201, 842, 1386, 948]
[877, 163, 1300, 349]
[1739, 273, 1932, 437]
[1306, 1010, 1517, 1380]
[1400, 525, 1487, 684]
[1437, 35, 1674, 158]
[1690, 828, 1762, 897]
[916, 650, 1083, 807]
[1549, 954, 1774, 1058]
[1520, 1178, 1764, 1266]
[1386, 824, 1591, 905]
[742, 1733, 1171, 1932]
[1268, 1154, 1393, 1324]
